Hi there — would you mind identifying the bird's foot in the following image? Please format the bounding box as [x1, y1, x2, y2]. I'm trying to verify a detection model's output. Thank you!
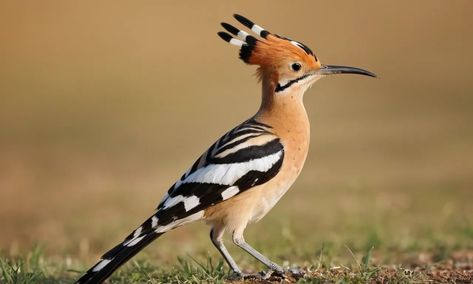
[287, 268, 306, 280]
[227, 271, 262, 281]
[262, 268, 306, 281]
[227, 270, 279, 281]
[227, 267, 305, 281]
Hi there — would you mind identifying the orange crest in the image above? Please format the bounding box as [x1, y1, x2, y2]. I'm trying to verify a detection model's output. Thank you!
[218, 15, 321, 71]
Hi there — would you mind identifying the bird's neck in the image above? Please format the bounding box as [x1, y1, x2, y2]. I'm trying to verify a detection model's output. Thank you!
[255, 76, 310, 133]
[255, 74, 310, 143]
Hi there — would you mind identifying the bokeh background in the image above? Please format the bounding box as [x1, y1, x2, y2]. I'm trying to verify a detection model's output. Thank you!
[1, 0, 472, 266]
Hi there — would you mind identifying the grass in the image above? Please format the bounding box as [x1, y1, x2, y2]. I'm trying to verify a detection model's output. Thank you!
[1, 241, 472, 283]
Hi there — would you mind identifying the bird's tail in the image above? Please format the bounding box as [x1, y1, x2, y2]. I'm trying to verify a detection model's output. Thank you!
[76, 214, 164, 284]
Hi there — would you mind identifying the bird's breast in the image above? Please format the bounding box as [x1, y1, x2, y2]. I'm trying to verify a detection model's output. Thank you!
[248, 133, 310, 223]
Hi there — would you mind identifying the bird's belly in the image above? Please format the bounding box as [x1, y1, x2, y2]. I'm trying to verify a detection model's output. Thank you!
[249, 186, 291, 223]
[248, 171, 298, 223]
[249, 143, 309, 223]
[204, 163, 302, 229]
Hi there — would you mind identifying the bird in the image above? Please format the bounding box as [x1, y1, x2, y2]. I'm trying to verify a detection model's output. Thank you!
[76, 14, 376, 283]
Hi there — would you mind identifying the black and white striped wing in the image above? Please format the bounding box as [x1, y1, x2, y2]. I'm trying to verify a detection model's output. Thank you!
[155, 118, 284, 225]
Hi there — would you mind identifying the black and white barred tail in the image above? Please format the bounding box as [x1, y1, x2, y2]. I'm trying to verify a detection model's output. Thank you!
[77, 206, 208, 283]
[76, 216, 164, 284]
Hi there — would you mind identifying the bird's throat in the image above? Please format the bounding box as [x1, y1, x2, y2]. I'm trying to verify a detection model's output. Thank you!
[256, 74, 310, 147]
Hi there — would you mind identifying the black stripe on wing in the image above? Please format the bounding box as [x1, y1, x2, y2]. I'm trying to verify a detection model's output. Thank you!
[234, 153, 283, 191]
[158, 183, 228, 224]
[214, 133, 262, 156]
[209, 138, 282, 164]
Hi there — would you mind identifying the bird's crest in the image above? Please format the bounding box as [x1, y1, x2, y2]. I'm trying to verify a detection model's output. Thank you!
[218, 14, 321, 72]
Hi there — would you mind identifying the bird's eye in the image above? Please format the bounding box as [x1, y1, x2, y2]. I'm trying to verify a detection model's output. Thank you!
[291, 63, 302, 72]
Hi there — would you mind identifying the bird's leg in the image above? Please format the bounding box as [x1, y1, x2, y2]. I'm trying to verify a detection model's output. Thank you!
[232, 231, 284, 274]
[210, 228, 242, 274]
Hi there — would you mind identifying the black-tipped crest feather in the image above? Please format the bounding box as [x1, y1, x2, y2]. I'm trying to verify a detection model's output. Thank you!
[234, 14, 254, 29]
[218, 32, 233, 42]
[234, 14, 270, 38]
[221, 22, 240, 36]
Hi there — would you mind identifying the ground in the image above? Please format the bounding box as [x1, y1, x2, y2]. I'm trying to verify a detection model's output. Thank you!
[1, 248, 473, 283]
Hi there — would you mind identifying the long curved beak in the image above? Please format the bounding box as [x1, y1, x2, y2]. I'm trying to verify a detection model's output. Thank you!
[317, 64, 377, 78]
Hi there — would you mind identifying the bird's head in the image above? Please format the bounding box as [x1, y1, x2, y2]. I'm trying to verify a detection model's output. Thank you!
[218, 14, 376, 95]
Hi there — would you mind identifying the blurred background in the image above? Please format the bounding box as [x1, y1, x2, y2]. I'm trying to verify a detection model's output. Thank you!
[0, 0, 472, 265]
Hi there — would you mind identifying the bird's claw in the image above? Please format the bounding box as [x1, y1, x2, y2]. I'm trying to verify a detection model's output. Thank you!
[227, 270, 281, 281]
[287, 268, 305, 279]
[227, 271, 262, 281]
[264, 268, 306, 280]
[228, 267, 306, 281]
[264, 269, 285, 279]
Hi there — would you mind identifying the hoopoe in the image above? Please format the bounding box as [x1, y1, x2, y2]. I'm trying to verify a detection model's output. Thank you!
[76, 14, 376, 283]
